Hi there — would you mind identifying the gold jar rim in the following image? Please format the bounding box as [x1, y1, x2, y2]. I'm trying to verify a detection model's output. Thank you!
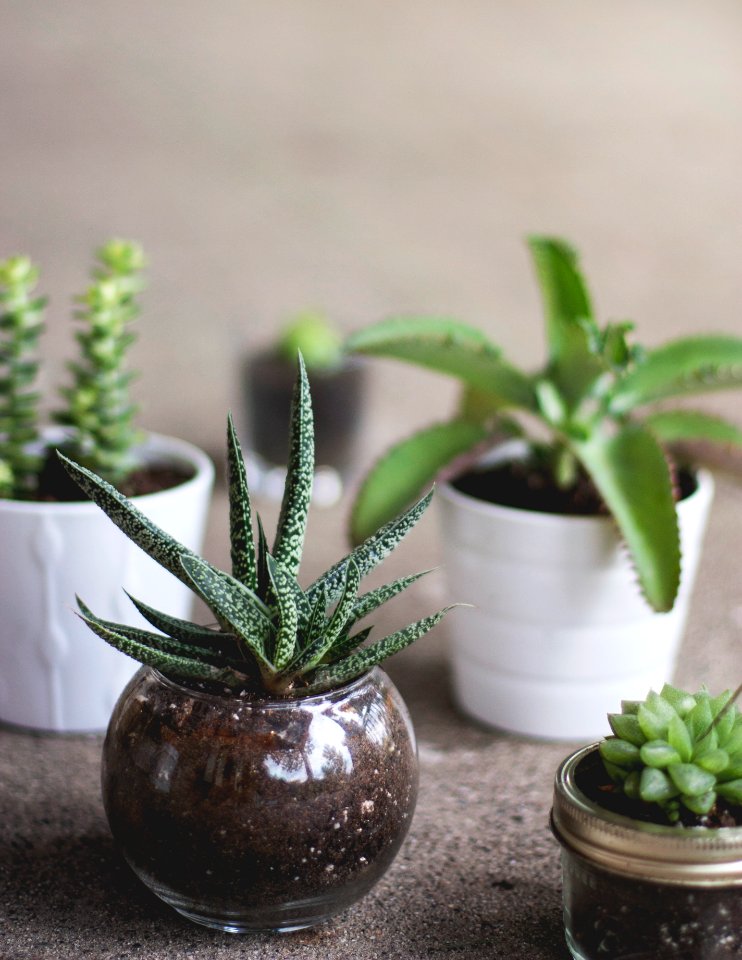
[551, 743, 742, 886]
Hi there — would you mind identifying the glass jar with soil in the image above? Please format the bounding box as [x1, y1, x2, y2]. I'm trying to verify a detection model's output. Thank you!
[102, 665, 418, 933]
[552, 744, 742, 960]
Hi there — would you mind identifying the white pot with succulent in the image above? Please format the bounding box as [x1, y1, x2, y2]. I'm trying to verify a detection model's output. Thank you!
[0, 244, 213, 732]
[348, 236, 742, 740]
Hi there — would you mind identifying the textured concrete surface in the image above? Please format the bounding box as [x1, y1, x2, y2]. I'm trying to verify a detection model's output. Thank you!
[2, 472, 742, 959]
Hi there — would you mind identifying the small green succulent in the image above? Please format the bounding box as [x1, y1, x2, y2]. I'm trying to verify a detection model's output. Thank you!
[600, 684, 742, 823]
[276, 310, 343, 370]
[347, 236, 742, 612]
[54, 239, 145, 485]
[0, 256, 46, 498]
[61, 356, 455, 696]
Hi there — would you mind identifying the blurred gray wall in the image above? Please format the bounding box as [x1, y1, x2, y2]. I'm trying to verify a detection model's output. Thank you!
[2, 1, 742, 461]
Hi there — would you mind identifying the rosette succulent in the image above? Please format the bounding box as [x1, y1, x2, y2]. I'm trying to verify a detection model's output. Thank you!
[61, 356, 455, 696]
[600, 684, 742, 822]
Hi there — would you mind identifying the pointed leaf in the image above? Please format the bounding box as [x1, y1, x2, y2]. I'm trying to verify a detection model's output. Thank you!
[639, 767, 678, 803]
[226, 413, 257, 590]
[717, 779, 742, 805]
[696, 749, 729, 774]
[574, 424, 680, 611]
[350, 420, 492, 544]
[347, 570, 432, 627]
[611, 335, 742, 413]
[640, 740, 681, 769]
[599, 738, 641, 767]
[309, 489, 434, 606]
[667, 714, 693, 763]
[346, 317, 536, 408]
[660, 684, 697, 718]
[683, 790, 716, 815]
[668, 763, 717, 797]
[645, 409, 742, 446]
[266, 556, 299, 671]
[327, 625, 373, 662]
[125, 591, 240, 650]
[272, 355, 313, 578]
[608, 713, 646, 747]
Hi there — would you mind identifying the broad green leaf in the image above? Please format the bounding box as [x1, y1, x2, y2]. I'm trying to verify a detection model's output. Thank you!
[574, 424, 680, 611]
[645, 409, 742, 447]
[527, 235, 603, 408]
[607, 713, 646, 747]
[611, 335, 742, 413]
[683, 790, 716, 815]
[599, 738, 641, 766]
[305, 605, 458, 693]
[266, 556, 299, 670]
[623, 770, 641, 799]
[696, 749, 729, 774]
[272, 354, 313, 578]
[349, 420, 490, 543]
[346, 317, 536, 409]
[621, 700, 641, 715]
[639, 767, 678, 803]
[640, 740, 681, 768]
[308, 488, 434, 606]
[180, 555, 273, 671]
[660, 684, 697, 717]
[226, 413, 257, 591]
[667, 714, 693, 763]
[717, 779, 742, 804]
[668, 763, 716, 797]
[637, 704, 669, 742]
[687, 697, 713, 741]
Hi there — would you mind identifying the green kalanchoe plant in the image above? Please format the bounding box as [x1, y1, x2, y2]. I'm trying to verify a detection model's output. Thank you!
[600, 684, 742, 823]
[54, 239, 145, 485]
[0, 256, 46, 498]
[60, 357, 455, 696]
[348, 236, 742, 612]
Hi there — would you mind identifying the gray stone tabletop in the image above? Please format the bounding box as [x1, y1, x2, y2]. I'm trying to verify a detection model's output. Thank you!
[2, 472, 741, 960]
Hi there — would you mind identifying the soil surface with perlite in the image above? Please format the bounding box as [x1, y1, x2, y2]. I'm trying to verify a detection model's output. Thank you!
[102, 667, 418, 931]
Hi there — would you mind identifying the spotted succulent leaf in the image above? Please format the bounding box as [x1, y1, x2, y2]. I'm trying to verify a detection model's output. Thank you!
[226, 412, 257, 591]
[265, 555, 299, 671]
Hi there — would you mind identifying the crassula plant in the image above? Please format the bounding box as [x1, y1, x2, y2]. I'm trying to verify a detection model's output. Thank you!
[0, 239, 145, 498]
[61, 357, 453, 696]
[599, 684, 742, 824]
[347, 236, 742, 612]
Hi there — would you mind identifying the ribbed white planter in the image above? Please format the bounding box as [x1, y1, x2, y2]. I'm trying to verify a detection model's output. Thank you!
[438, 462, 714, 741]
[0, 433, 214, 733]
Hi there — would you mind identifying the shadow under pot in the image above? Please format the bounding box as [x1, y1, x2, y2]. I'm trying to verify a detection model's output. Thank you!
[551, 744, 742, 960]
[102, 666, 418, 933]
[241, 353, 365, 502]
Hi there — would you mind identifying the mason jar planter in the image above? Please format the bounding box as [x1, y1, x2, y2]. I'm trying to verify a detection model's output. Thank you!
[102, 665, 418, 933]
[551, 744, 742, 960]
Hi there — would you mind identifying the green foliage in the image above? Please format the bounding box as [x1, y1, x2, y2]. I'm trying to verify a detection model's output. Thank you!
[54, 239, 145, 484]
[600, 684, 742, 823]
[276, 310, 343, 370]
[0, 256, 46, 498]
[347, 236, 742, 612]
[62, 356, 456, 696]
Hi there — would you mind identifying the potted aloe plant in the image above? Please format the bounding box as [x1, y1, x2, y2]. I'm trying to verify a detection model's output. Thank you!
[552, 684, 742, 959]
[61, 356, 455, 933]
[0, 242, 213, 732]
[347, 236, 742, 739]
[242, 309, 365, 504]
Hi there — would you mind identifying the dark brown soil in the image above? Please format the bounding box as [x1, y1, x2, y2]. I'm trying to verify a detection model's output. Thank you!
[452, 459, 697, 516]
[35, 447, 193, 502]
[102, 668, 417, 929]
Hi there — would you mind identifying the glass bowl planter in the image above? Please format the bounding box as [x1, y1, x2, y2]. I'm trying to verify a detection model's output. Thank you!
[102, 665, 417, 933]
[552, 744, 742, 960]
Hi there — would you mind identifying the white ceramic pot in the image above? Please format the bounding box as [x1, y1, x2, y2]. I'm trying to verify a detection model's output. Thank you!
[0, 433, 214, 733]
[438, 460, 714, 741]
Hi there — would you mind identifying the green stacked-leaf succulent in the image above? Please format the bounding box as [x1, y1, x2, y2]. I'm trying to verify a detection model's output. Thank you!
[600, 684, 742, 823]
[62, 356, 456, 696]
[347, 236, 742, 612]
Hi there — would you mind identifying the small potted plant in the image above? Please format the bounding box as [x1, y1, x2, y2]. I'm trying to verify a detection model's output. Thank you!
[0, 242, 214, 732]
[346, 236, 742, 738]
[552, 684, 742, 959]
[242, 309, 365, 504]
[60, 356, 456, 933]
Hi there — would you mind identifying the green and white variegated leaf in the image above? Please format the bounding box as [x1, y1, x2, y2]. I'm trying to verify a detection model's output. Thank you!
[256, 512, 270, 598]
[76, 603, 232, 682]
[226, 412, 257, 590]
[304, 605, 458, 693]
[179, 555, 274, 671]
[272, 354, 313, 578]
[308, 488, 434, 606]
[326, 625, 373, 662]
[346, 570, 432, 629]
[574, 423, 680, 612]
[346, 317, 536, 409]
[610, 335, 742, 413]
[644, 409, 742, 446]
[266, 555, 299, 670]
[349, 419, 491, 544]
[124, 591, 241, 650]
[76, 598, 242, 669]
[301, 584, 328, 651]
[59, 452, 201, 588]
[280, 561, 360, 678]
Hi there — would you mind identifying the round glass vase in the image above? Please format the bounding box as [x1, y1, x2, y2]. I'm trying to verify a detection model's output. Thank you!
[552, 744, 742, 960]
[102, 666, 418, 933]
